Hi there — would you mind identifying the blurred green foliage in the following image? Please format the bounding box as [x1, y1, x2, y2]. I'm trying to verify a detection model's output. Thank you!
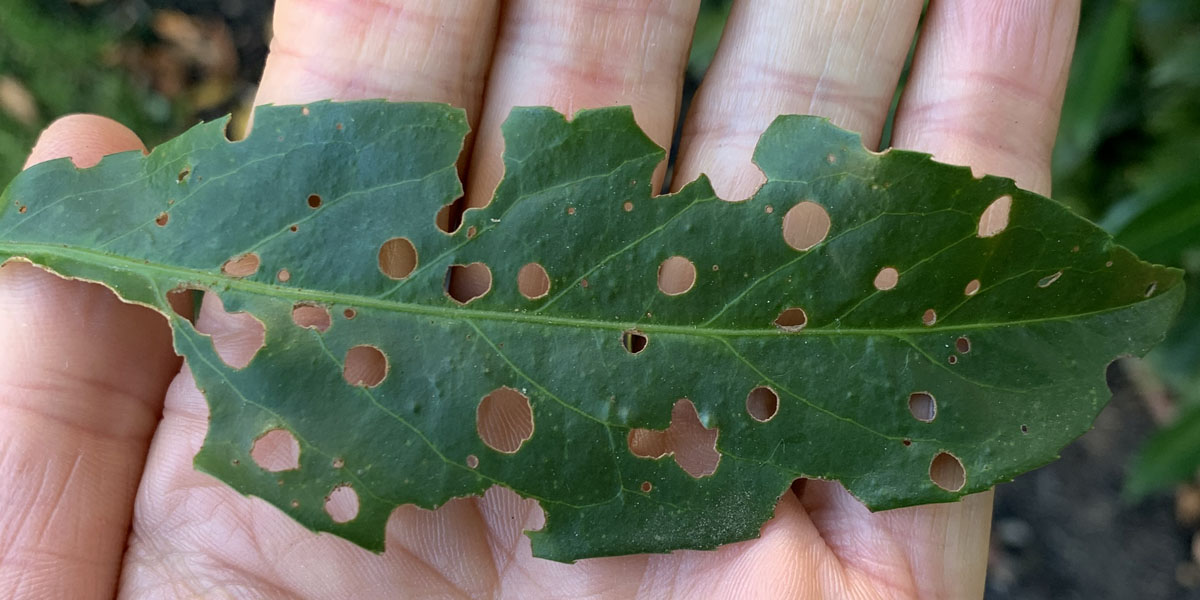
[0, 0, 183, 183]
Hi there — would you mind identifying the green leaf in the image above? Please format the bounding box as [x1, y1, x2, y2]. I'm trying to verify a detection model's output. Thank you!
[0, 101, 1184, 562]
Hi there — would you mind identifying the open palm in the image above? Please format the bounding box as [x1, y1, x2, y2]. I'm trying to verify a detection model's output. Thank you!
[1, 1, 1079, 598]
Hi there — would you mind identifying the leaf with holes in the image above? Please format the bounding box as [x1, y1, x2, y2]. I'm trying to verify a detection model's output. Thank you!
[0, 101, 1184, 562]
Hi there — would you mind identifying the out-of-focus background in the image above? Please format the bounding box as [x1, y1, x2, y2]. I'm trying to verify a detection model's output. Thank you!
[1, 0, 1197, 597]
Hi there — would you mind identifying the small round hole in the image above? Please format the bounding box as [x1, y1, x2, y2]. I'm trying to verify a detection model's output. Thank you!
[1037, 271, 1063, 288]
[908, 392, 937, 423]
[379, 237, 418, 280]
[930, 452, 966, 492]
[964, 279, 981, 296]
[222, 253, 260, 278]
[640, 481, 652, 493]
[477, 387, 535, 453]
[622, 330, 648, 354]
[782, 201, 831, 251]
[250, 428, 300, 472]
[922, 309, 937, 327]
[774, 308, 808, 332]
[155, 212, 169, 227]
[657, 256, 697, 296]
[466, 454, 479, 469]
[343, 345, 387, 388]
[746, 386, 779, 422]
[307, 194, 322, 209]
[324, 484, 360, 523]
[955, 337, 971, 354]
[518, 263, 550, 300]
[873, 267, 899, 291]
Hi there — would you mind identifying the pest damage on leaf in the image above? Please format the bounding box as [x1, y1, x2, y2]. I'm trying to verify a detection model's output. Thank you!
[657, 256, 696, 296]
[746, 386, 780, 422]
[873, 266, 899, 291]
[1037, 270, 1063, 288]
[477, 387, 534, 453]
[622, 329, 648, 354]
[628, 399, 720, 478]
[517, 262, 550, 300]
[781, 200, 831, 251]
[343, 345, 387, 388]
[773, 307, 808, 332]
[325, 484, 360, 523]
[908, 392, 937, 423]
[930, 452, 966, 492]
[0, 101, 1184, 563]
[221, 253, 260, 278]
[446, 263, 492, 304]
[378, 237, 418, 280]
[251, 428, 301, 472]
[292, 303, 331, 332]
[978, 195, 1012, 238]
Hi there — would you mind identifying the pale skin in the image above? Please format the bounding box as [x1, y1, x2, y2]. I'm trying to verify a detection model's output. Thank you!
[0, 1, 1079, 598]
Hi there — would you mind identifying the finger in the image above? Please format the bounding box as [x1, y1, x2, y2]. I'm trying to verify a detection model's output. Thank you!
[465, 0, 702, 207]
[809, 2, 1081, 598]
[673, 0, 926, 199]
[0, 116, 180, 599]
[891, 1, 1079, 195]
[255, 0, 500, 127]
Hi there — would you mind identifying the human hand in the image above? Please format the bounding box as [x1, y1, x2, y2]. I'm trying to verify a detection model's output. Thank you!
[0, 1, 1079, 598]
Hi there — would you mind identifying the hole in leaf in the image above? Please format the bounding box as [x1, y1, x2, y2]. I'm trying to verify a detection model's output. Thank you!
[1021, 425, 1029, 434]
[1037, 271, 1062, 288]
[292, 303, 331, 332]
[436, 198, 466, 234]
[641, 481, 652, 493]
[774, 308, 808, 332]
[177, 167, 190, 183]
[324, 484, 359, 523]
[782, 201, 831, 251]
[978, 195, 1011, 238]
[622, 330, 648, 354]
[466, 454, 479, 468]
[251, 428, 300, 472]
[165, 285, 200, 324]
[307, 194, 322, 209]
[956, 337, 971, 354]
[155, 212, 169, 227]
[567, 206, 576, 215]
[964, 279, 981, 296]
[628, 399, 720, 478]
[908, 392, 937, 422]
[194, 292, 266, 370]
[477, 387, 534, 453]
[746, 386, 779, 422]
[902, 439, 912, 446]
[289, 225, 299, 233]
[446, 263, 492, 305]
[276, 269, 291, 283]
[378, 237, 418, 280]
[343, 345, 387, 388]
[1146, 282, 1158, 297]
[873, 267, 899, 291]
[922, 309, 937, 327]
[332, 457, 344, 469]
[623, 201, 634, 212]
[343, 308, 357, 319]
[930, 452, 966, 492]
[948, 355, 958, 365]
[517, 263, 550, 300]
[222, 253, 260, 278]
[657, 256, 696, 296]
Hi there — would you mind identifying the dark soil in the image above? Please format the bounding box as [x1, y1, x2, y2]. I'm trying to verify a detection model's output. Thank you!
[986, 365, 1199, 599]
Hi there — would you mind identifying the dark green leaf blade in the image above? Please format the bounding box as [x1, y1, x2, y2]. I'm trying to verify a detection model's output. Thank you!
[0, 101, 1183, 562]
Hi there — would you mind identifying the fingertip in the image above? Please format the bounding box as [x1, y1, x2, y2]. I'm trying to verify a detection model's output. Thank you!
[24, 114, 146, 170]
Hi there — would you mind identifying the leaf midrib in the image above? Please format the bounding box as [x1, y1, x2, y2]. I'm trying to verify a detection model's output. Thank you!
[0, 241, 1169, 339]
